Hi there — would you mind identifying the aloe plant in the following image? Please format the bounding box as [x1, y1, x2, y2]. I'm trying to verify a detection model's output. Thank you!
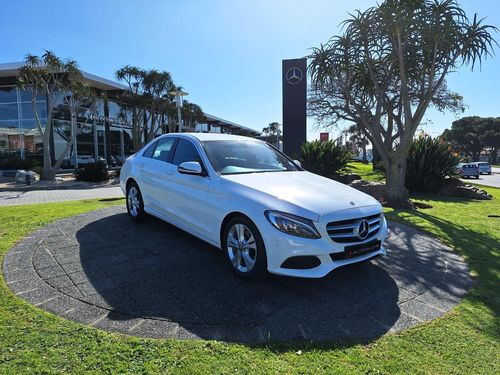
[299, 140, 352, 178]
[405, 136, 459, 193]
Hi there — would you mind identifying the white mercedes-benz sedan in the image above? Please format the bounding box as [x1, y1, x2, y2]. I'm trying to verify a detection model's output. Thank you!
[120, 133, 388, 279]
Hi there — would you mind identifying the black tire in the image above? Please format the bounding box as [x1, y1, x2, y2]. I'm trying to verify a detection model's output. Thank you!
[126, 181, 146, 221]
[475, 175, 480, 179]
[488, 172, 492, 175]
[222, 216, 267, 279]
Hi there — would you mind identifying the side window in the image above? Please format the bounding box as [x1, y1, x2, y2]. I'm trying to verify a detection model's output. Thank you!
[151, 138, 177, 163]
[172, 139, 202, 166]
[142, 141, 157, 158]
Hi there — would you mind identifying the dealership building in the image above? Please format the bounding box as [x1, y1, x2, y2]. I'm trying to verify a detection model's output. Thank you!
[0, 62, 259, 166]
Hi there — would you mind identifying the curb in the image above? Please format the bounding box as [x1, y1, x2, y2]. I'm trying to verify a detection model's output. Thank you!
[0, 182, 121, 193]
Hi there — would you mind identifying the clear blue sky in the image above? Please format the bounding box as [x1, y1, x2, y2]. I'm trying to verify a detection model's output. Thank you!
[2, 0, 498, 140]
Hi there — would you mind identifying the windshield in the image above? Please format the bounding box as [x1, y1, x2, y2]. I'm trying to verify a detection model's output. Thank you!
[203, 140, 300, 175]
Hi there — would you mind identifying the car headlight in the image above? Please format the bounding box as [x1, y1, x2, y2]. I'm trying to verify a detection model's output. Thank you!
[265, 211, 320, 239]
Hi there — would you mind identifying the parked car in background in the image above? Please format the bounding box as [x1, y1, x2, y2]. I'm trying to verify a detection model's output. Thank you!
[475, 162, 492, 175]
[62, 155, 95, 169]
[456, 163, 479, 179]
[120, 133, 388, 279]
[351, 149, 373, 163]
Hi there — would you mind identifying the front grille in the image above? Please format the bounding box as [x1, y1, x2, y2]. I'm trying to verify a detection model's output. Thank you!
[326, 213, 381, 243]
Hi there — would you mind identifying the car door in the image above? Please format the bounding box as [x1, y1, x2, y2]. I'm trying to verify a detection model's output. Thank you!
[168, 138, 211, 238]
[139, 137, 178, 216]
[136, 140, 158, 207]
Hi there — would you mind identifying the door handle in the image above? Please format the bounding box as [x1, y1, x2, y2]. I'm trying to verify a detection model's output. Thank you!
[166, 170, 174, 176]
[138, 163, 144, 168]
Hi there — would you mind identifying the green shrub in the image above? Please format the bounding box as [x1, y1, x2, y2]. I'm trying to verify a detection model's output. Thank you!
[405, 136, 459, 192]
[74, 162, 109, 182]
[299, 140, 352, 177]
[0, 157, 33, 170]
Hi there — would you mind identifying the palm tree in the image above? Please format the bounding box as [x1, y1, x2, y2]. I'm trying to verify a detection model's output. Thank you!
[181, 101, 205, 131]
[115, 66, 147, 150]
[63, 81, 92, 170]
[261, 122, 282, 148]
[17, 50, 87, 180]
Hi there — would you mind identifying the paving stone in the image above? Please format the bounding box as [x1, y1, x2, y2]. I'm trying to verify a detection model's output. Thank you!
[38, 295, 85, 315]
[44, 274, 75, 289]
[2, 207, 474, 342]
[415, 290, 460, 312]
[2, 250, 33, 270]
[399, 299, 444, 322]
[92, 311, 145, 333]
[16, 286, 60, 306]
[128, 318, 182, 339]
[6, 278, 44, 294]
[62, 302, 108, 325]
[3, 267, 39, 283]
[68, 269, 107, 285]
[59, 285, 84, 299]
[389, 312, 422, 332]
[76, 280, 118, 297]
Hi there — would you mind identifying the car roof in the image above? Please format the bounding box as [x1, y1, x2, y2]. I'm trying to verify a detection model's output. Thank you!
[159, 132, 261, 142]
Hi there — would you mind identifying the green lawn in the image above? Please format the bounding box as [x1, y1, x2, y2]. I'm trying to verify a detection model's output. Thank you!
[0, 192, 499, 374]
[348, 162, 385, 182]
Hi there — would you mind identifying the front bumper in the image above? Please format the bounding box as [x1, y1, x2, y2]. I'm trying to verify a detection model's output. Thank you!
[257, 209, 388, 278]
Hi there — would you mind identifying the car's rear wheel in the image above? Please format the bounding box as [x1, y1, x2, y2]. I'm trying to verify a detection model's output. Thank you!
[222, 217, 267, 279]
[126, 182, 145, 221]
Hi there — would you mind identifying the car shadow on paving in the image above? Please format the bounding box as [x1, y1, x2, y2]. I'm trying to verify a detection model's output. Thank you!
[3, 206, 473, 344]
[74, 212, 401, 342]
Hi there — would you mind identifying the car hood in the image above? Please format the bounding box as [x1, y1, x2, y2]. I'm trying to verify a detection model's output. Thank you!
[220, 171, 380, 220]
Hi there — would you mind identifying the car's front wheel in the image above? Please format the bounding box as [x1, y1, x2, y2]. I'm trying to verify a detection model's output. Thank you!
[222, 217, 267, 279]
[126, 181, 145, 221]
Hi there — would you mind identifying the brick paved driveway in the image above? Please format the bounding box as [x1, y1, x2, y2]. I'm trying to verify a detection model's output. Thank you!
[0, 186, 123, 206]
[3, 206, 473, 342]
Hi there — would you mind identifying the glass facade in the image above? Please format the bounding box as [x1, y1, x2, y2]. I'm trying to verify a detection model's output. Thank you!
[0, 72, 257, 169]
[0, 84, 134, 168]
[0, 85, 45, 162]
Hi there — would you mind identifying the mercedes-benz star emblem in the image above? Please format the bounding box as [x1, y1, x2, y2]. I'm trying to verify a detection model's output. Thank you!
[354, 219, 370, 240]
[286, 67, 303, 85]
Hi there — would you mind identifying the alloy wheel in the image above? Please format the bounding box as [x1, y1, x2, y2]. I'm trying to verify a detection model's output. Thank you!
[127, 186, 140, 218]
[226, 223, 257, 273]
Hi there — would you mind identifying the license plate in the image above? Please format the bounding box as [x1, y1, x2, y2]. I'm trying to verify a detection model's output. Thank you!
[344, 240, 381, 258]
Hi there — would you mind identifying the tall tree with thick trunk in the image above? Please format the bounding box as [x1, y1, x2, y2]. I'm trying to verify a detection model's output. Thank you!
[115, 66, 147, 151]
[116, 67, 177, 146]
[17, 51, 86, 180]
[309, 0, 497, 207]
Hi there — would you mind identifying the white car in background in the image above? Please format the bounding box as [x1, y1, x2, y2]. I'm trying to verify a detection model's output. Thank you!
[475, 162, 492, 175]
[120, 133, 388, 279]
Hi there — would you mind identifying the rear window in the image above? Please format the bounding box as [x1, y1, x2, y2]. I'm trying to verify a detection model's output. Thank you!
[463, 164, 477, 169]
[478, 162, 489, 166]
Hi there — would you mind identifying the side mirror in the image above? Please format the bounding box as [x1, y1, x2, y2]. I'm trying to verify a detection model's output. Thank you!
[178, 161, 203, 175]
[293, 160, 302, 168]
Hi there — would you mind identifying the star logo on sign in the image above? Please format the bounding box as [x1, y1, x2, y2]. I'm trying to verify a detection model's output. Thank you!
[286, 67, 303, 85]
